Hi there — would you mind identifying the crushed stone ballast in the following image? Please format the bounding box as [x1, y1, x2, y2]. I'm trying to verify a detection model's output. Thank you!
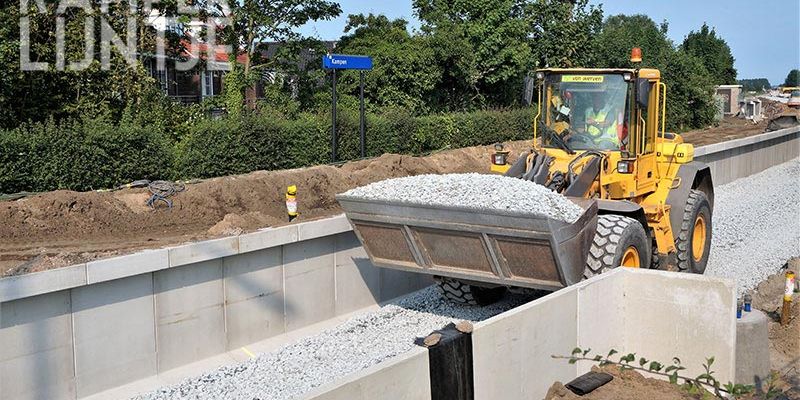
[340, 173, 585, 223]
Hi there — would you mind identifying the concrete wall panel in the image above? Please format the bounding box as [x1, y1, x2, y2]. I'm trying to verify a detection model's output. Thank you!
[576, 271, 625, 375]
[472, 289, 578, 400]
[283, 237, 336, 331]
[303, 349, 430, 400]
[334, 232, 381, 315]
[154, 260, 225, 372]
[621, 270, 737, 384]
[223, 248, 285, 349]
[71, 273, 157, 397]
[0, 291, 75, 400]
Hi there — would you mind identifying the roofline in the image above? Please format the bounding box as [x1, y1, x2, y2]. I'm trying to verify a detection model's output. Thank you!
[536, 68, 638, 74]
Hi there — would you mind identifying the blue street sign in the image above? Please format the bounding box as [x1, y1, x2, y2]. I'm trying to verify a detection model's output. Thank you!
[322, 54, 373, 70]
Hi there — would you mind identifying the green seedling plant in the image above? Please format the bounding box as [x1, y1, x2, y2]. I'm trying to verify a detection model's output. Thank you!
[553, 347, 754, 399]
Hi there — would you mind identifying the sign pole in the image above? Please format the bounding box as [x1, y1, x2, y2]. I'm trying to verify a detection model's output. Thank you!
[331, 69, 338, 163]
[359, 71, 366, 158]
[322, 54, 372, 163]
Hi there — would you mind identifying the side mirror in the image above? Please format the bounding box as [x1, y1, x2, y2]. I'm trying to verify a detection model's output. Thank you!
[636, 78, 650, 108]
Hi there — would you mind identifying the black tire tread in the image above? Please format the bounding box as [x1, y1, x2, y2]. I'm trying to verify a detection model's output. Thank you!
[675, 190, 712, 273]
[584, 214, 649, 279]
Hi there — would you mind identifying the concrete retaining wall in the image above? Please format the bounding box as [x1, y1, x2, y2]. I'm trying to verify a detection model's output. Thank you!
[0, 126, 796, 399]
[306, 269, 736, 400]
[0, 216, 430, 400]
[694, 126, 799, 185]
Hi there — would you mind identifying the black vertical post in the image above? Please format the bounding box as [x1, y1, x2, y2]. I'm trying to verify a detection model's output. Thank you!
[359, 71, 366, 158]
[331, 69, 338, 163]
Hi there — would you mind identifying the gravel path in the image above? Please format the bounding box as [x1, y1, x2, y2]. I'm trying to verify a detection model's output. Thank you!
[340, 173, 585, 223]
[132, 287, 537, 400]
[705, 158, 800, 294]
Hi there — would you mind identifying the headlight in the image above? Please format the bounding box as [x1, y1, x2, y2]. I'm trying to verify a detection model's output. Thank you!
[492, 153, 507, 165]
[617, 160, 634, 174]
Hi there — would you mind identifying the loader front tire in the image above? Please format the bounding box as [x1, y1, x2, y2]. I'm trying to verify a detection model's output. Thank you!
[584, 214, 651, 279]
[436, 278, 507, 306]
[675, 190, 712, 274]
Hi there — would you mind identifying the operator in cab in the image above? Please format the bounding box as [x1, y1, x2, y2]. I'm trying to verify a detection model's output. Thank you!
[582, 92, 620, 149]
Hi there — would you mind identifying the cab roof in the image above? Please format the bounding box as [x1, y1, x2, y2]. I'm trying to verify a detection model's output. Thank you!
[537, 68, 661, 79]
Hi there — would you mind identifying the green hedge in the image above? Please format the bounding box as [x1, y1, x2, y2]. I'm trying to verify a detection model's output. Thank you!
[0, 107, 534, 194]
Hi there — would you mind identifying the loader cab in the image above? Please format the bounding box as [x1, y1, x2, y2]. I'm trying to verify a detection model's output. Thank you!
[531, 63, 669, 199]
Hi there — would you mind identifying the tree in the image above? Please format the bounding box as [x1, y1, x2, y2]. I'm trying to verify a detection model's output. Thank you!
[738, 78, 771, 92]
[785, 69, 800, 87]
[336, 14, 441, 112]
[680, 23, 736, 85]
[594, 14, 674, 70]
[216, 0, 342, 109]
[0, 1, 172, 129]
[414, 0, 532, 108]
[663, 50, 717, 131]
[524, 0, 603, 69]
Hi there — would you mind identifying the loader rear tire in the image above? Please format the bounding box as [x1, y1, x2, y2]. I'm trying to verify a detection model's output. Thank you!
[675, 190, 712, 274]
[584, 214, 651, 279]
[436, 278, 507, 306]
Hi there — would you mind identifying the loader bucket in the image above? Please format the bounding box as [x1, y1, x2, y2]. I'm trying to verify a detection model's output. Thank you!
[336, 195, 598, 291]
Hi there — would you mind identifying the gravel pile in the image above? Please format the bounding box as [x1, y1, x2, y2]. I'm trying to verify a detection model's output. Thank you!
[340, 173, 584, 223]
[132, 287, 536, 400]
[706, 158, 800, 295]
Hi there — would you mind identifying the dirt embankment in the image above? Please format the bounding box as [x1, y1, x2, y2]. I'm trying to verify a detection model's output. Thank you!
[0, 110, 775, 278]
[1, 141, 532, 276]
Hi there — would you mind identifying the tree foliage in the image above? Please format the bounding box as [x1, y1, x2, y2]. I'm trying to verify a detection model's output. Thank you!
[525, 0, 603, 69]
[680, 23, 737, 85]
[785, 69, 800, 87]
[738, 78, 771, 92]
[336, 14, 440, 112]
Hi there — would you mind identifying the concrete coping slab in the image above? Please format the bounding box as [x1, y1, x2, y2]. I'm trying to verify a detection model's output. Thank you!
[0, 263, 87, 302]
[0, 214, 353, 303]
[694, 125, 799, 157]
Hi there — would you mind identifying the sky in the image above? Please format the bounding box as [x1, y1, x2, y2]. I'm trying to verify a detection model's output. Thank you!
[299, 0, 800, 85]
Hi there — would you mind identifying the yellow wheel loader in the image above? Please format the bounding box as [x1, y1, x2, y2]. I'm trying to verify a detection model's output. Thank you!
[337, 49, 714, 305]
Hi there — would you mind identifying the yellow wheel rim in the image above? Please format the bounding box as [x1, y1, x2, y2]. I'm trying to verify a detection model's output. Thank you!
[621, 246, 641, 268]
[692, 215, 707, 262]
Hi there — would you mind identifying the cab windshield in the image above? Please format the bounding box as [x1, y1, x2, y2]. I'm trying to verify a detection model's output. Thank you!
[540, 73, 631, 151]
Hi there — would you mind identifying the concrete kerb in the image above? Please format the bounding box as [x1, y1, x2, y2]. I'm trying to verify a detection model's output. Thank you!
[86, 249, 168, 285]
[0, 263, 87, 303]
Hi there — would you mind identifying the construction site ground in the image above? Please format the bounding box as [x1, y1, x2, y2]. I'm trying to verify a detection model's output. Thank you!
[0, 114, 777, 277]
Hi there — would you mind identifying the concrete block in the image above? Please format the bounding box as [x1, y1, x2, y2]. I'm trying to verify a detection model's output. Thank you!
[223, 248, 285, 349]
[576, 269, 626, 375]
[154, 260, 226, 372]
[86, 249, 169, 284]
[472, 288, 579, 399]
[168, 237, 239, 268]
[0, 263, 86, 302]
[238, 225, 298, 254]
[735, 309, 770, 385]
[334, 232, 381, 315]
[283, 237, 336, 331]
[296, 214, 352, 241]
[0, 291, 76, 400]
[302, 348, 430, 400]
[71, 273, 157, 397]
[621, 269, 737, 384]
